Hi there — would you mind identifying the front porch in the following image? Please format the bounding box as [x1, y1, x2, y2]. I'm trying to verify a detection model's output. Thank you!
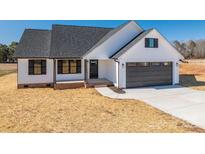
[85, 78, 113, 88]
[53, 59, 116, 89]
[54, 78, 113, 90]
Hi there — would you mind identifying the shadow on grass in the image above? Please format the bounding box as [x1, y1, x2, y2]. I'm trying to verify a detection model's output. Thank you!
[0, 70, 17, 77]
[109, 86, 126, 94]
[180, 74, 205, 87]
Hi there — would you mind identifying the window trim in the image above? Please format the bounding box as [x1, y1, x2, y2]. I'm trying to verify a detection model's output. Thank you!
[57, 59, 81, 74]
[28, 59, 47, 75]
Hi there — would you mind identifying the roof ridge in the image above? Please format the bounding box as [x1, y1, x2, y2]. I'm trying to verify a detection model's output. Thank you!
[25, 28, 50, 31]
[52, 24, 113, 30]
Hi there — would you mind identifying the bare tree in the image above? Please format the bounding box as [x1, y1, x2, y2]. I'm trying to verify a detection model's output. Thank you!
[173, 41, 189, 58]
[173, 39, 205, 59]
[187, 40, 196, 58]
[173, 40, 181, 50]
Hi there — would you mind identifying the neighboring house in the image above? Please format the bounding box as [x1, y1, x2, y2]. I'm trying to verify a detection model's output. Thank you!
[14, 21, 184, 89]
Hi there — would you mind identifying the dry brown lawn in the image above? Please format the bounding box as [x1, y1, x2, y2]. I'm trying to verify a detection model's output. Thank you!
[180, 60, 205, 90]
[0, 63, 17, 77]
[0, 73, 204, 133]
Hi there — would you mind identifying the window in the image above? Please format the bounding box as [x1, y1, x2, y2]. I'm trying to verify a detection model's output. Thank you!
[70, 60, 77, 74]
[28, 60, 46, 75]
[151, 62, 161, 66]
[127, 63, 137, 67]
[145, 38, 158, 48]
[58, 60, 81, 74]
[163, 62, 171, 66]
[136, 62, 150, 67]
[62, 60, 69, 74]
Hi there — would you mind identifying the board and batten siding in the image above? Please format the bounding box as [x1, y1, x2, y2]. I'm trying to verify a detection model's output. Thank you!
[17, 59, 54, 84]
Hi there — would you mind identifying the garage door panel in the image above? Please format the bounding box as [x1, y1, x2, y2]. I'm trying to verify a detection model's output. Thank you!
[126, 71, 172, 78]
[127, 67, 172, 73]
[126, 62, 172, 88]
[127, 76, 172, 82]
[127, 80, 172, 88]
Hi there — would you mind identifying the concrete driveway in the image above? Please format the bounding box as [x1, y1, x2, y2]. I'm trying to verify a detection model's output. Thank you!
[96, 85, 205, 129]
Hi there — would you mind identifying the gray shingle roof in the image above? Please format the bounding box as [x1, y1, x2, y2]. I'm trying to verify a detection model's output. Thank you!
[14, 21, 145, 59]
[14, 29, 51, 58]
[49, 25, 112, 58]
[111, 29, 153, 59]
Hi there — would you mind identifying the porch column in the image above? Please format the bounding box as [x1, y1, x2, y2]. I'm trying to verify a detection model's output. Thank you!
[53, 59, 56, 84]
[84, 59, 88, 82]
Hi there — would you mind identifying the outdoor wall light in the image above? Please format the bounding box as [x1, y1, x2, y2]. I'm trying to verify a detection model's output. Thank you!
[122, 63, 124, 68]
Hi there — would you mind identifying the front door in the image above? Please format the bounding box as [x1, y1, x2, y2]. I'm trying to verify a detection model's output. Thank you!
[90, 60, 98, 79]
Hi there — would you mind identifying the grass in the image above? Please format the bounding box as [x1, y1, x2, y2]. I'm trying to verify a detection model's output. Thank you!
[0, 63, 17, 77]
[180, 60, 205, 90]
[0, 73, 204, 132]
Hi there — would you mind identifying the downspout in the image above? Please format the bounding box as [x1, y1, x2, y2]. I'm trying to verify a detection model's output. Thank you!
[114, 59, 120, 88]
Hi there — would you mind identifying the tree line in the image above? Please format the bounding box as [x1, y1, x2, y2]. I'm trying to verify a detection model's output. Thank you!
[173, 40, 205, 59]
[0, 42, 18, 63]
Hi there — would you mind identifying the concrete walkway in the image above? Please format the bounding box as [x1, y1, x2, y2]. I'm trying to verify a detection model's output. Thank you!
[96, 85, 205, 129]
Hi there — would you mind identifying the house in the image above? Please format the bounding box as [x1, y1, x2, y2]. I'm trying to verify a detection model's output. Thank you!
[14, 21, 184, 89]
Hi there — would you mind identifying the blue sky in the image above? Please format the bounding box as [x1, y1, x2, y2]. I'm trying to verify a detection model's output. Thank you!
[0, 20, 205, 45]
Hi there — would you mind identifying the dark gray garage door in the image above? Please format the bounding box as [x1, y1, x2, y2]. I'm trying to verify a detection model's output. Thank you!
[126, 62, 172, 88]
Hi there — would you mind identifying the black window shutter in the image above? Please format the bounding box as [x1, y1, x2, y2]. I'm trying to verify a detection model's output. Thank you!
[28, 60, 34, 75]
[154, 39, 158, 48]
[145, 38, 149, 47]
[76, 60, 81, 73]
[57, 60, 62, 74]
[41, 60, 46, 74]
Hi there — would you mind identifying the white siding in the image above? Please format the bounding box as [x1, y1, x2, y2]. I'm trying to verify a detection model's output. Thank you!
[173, 61, 180, 84]
[56, 59, 84, 81]
[115, 61, 119, 87]
[98, 60, 107, 78]
[98, 60, 117, 86]
[85, 21, 143, 59]
[106, 60, 117, 85]
[117, 29, 182, 88]
[18, 58, 54, 84]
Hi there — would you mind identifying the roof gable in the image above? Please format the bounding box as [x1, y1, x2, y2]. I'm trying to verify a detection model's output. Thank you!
[49, 25, 112, 58]
[111, 29, 153, 58]
[84, 20, 143, 58]
[14, 29, 51, 58]
[115, 28, 184, 60]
